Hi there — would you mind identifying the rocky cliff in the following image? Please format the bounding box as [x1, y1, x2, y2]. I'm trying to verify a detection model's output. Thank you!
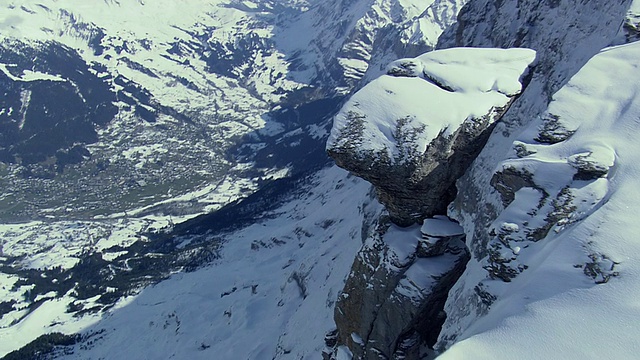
[326, 0, 636, 359]
[326, 216, 469, 359]
[439, 37, 640, 358]
[325, 44, 536, 360]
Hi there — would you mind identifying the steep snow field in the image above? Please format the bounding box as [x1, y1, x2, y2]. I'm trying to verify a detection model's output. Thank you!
[1, 167, 380, 359]
[439, 40, 640, 360]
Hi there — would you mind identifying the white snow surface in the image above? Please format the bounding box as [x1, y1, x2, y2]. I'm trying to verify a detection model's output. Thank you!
[327, 47, 536, 162]
[0, 63, 65, 82]
[0, 167, 380, 359]
[421, 216, 464, 237]
[439, 41, 640, 360]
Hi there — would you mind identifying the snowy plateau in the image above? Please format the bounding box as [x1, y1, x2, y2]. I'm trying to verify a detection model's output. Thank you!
[1, 0, 640, 359]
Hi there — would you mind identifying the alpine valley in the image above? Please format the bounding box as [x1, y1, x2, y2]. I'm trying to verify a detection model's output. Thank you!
[0, 0, 639, 359]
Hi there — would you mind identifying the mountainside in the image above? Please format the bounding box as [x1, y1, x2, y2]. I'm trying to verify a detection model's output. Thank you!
[436, 0, 635, 351]
[3, 0, 640, 359]
[0, 0, 466, 358]
[440, 36, 640, 360]
[0, 0, 460, 239]
[2, 167, 381, 359]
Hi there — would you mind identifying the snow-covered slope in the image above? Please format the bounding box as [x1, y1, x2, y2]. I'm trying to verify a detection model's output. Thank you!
[0, 0, 314, 222]
[1, 166, 381, 359]
[8, 0, 640, 359]
[432, 0, 635, 353]
[0, 0, 464, 241]
[439, 39, 640, 360]
[0, 2, 467, 354]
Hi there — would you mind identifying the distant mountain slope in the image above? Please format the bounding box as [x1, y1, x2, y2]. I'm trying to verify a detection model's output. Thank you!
[0, 0, 466, 358]
[0, 0, 462, 221]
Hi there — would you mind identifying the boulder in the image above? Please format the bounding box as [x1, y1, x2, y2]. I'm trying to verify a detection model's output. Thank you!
[327, 47, 536, 226]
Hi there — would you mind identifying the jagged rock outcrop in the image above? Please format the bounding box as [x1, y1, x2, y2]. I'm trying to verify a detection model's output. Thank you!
[327, 47, 536, 226]
[325, 46, 535, 360]
[324, 216, 469, 359]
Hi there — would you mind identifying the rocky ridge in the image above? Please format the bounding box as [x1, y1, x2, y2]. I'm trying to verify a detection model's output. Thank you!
[325, 46, 535, 358]
[436, 0, 634, 351]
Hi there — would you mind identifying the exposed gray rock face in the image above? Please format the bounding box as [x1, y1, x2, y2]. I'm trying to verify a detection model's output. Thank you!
[327, 48, 536, 226]
[325, 216, 469, 359]
[329, 107, 502, 227]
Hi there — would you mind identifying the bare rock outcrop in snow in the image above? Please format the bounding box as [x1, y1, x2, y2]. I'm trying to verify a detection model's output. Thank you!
[324, 47, 535, 359]
[325, 216, 469, 360]
[327, 47, 536, 226]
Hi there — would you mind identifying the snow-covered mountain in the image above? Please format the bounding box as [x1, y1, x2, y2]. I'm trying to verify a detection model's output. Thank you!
[0, 0, 465, 358]
[1, 167, 382, 359]
[3, 0, 640, 359]
[440, 36, 640, 360]
[0, 0, 460, 243]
